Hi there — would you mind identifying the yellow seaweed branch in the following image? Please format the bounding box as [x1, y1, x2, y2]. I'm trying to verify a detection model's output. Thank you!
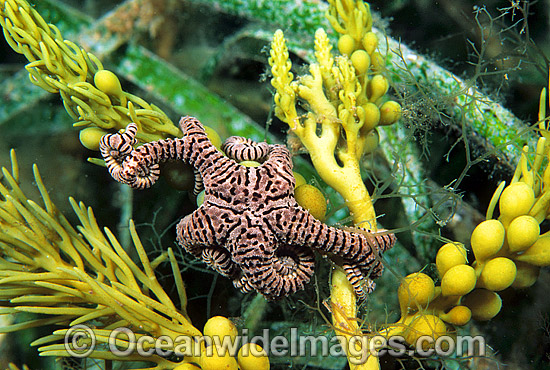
[0, 149, 202, 366]
[269, 6, 400, 229]
[0, 0, 180, 148]
[269, 1, 402, 369]
[330, 268, 380, 370]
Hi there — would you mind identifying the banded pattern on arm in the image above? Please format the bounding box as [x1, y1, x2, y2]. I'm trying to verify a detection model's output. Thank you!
[222, 136, 270, 162]
[278, 206, 396, 296]
[343, 263, 377, 300]
[229, 230, 315, 300]
[281, 208, 394, 271]
[100, 116, 226, 189]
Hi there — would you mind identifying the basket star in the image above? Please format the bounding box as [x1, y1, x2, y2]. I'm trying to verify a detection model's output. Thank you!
[100, 116, 395, 299]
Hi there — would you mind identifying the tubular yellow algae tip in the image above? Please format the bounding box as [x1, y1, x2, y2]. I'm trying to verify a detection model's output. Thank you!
[7, 365, 30, 370]
[331, 268, 380, 370]
[326, 0, 373, 45]
[269, 29, 299, 131]
[0, 151, 203, 365]
[0, 0, 180, 148]
[168, 247, 190, 318]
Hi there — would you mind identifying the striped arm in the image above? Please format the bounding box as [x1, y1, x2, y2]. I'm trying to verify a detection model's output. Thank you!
[222, 136, 270, 162]
[343, 263, 377, 300]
